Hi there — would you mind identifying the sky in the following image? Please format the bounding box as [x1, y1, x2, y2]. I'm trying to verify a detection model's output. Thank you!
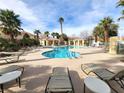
[0, 0, 124, 37]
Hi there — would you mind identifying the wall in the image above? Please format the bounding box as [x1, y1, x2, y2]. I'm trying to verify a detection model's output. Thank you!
[109, 36, 119, 54]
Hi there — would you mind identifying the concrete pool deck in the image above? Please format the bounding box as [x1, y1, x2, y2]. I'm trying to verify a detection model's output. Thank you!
[0, 47, 124, 93]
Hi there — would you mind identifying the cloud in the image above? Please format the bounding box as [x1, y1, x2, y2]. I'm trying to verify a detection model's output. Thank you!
[0, 0, 47, 33]
[0, 0, 38, 22]
[0, 0, 123, 36]
[90, 0, 124, 36]
[52, 24, 96, 36]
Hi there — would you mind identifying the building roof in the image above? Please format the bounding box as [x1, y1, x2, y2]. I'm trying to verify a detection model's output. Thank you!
[16, 31, 35, 40]
[40, 36, 59, 41]
[68, 36, 84, 40]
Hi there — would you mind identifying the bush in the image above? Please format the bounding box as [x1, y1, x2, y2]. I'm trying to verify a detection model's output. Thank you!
[6, 42, 20, 51]
[0, 38, 8, 51]
[0, 38, 21, 51]
[20, 38, 40, 47]
[31, 39, 40, 46]
[0, 37, 40, 52]
[20, 38, 31, 47]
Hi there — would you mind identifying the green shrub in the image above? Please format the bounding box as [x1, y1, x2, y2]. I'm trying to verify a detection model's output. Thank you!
[31, 39, 40, 46]
[0, 38, 20, 51]
[20, 38, 40, 47]
[0, 38, 8, 51]
[0, 37, 40, 52]
[6, 42, 20, 52]
[20, 38, 30, 47]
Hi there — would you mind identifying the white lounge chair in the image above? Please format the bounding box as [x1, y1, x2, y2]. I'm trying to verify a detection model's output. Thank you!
[81, 64, 124, 93]
[0, 50, 25, 63]
[45, 67, 74, 93]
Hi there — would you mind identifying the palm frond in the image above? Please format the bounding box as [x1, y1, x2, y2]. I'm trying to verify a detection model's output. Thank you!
[118, 16, 124, 21]
[0, 9, 22, 40]
[116, 0, 124, 7]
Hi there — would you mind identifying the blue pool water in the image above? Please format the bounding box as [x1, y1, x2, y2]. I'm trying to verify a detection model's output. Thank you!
[42, 46, 80, 58]
[69, 45, 84, 49]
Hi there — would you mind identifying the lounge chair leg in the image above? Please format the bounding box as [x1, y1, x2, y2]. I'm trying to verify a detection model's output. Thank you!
[21, 67, 24, 74]
[0, 84, 4, 93]
[120, 80, 124, 88]
[84, 83, 85, 93]
[18, 77, 21, 88]
[16, 79, 18, 82]
[115, 79, 124, 89]
[106, 82, 118, 93]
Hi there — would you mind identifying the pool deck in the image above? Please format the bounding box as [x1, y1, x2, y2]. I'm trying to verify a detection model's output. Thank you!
[0, 47, 124, 93]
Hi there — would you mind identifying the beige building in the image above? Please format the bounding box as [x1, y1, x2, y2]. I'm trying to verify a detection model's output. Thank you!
[68, 37, 84, 46]
[0, 30, 35, 40]
[40, 36, 84, 46]
[39, 37, 59, 46]
[16, 31, 35, 40]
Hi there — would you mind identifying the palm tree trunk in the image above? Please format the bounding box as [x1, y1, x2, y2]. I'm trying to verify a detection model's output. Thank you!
[104, 30, 109, 43]
[95, 35, 97, 42]
[60, 23, 63, 34]
[104, 30, 109, 51]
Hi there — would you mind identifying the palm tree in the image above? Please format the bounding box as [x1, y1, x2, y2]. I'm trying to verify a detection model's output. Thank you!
[59, 17, 64, 34]
[0, 9, 21, 41]
[118, 10, 124, 20]
[51, 32, 56, 38]
[97, 28, 104, 42]
[55, 32, 60, 39]
[109, 24, 118, 36]
[93, 25, 106, 42]
[34, 29, 41, 40]
[93, 26, 100, 42]
[99, 17, 113, 44]
[117, 0, 124, 6]
[44, 31, 50, 37]
[93, 20, 118, 43]
[117, 0, 124, 20]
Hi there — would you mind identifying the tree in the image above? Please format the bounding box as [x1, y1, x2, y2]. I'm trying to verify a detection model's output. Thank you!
[0, 38, 8, 51]
[34, 29, 41, 40]
[93, 17, 118, 51]
[44, 31, 50, 37]
[117, 0, 124, 6]
[55, 32, 60, 39]
[93, 26, 100, 42]
[93, 24, 118, 43]
[0, 9, 21, 41]
[20, 33, 31, 47]
[59, 33, 68, 45]
[117, 0, 124, 20]
[109, 24, 118, 36]
[99, 17, 113, 44]
[61, 33, 68, 41]
[59, 17, 64, 34]
[59, 17, 65, 45]
[51, 32, 56, 38]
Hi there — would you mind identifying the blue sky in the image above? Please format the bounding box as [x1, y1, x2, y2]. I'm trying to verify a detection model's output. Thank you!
[0, 0, 124, 36]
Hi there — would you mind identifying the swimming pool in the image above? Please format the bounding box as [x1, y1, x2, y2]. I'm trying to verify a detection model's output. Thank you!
[69, 45, 84, 49]
[42, 46, 80, 58]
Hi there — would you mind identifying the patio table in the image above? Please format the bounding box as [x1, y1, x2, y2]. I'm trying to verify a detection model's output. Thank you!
[84, 77, 111, 93]
[0, 71, 22, 93]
